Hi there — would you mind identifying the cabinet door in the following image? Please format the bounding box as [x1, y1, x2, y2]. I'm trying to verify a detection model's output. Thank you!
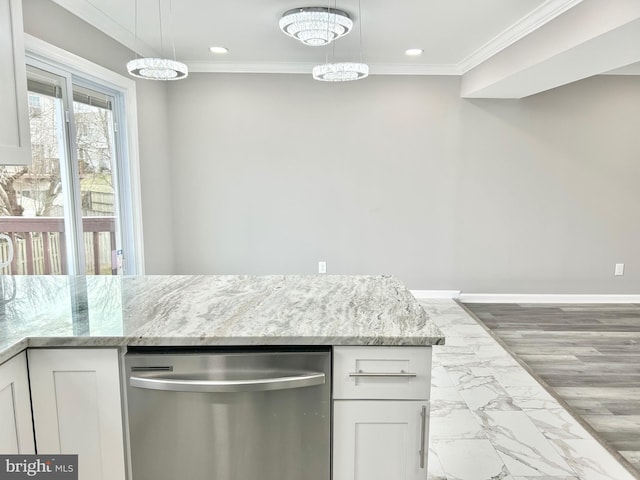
[0, 352, 35, 453]
[0, 0, 31, 165]
[28, 348, 125, 480]
[333, 401, 429, 480]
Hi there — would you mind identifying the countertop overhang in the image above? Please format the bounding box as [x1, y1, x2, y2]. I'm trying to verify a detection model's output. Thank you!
[0, 275, 445, 363]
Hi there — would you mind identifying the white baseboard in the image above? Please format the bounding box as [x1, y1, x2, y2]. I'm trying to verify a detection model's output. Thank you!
[410, 290, 461, 299]
[458, 293, 640, 304]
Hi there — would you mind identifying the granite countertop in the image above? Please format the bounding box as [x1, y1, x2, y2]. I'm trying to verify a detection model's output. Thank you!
[0, 274, 445, 363]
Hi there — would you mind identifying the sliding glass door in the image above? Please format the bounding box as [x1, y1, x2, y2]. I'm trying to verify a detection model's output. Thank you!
[0, 60, 129, 275]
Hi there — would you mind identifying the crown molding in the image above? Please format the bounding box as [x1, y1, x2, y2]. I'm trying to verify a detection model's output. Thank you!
[51, 0, 158, 57]
[187, 62, 315, 74]
[187, 62, 461, 76]
[368, 64, 461, 76]
[603, 62, 640, 75]
[457, 0, 585, 74]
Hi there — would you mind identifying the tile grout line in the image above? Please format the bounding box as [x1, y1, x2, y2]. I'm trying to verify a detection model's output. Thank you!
[455, 299, 640, 480]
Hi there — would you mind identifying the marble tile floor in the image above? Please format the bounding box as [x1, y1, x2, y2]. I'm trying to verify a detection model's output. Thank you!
[462, 302, 640, 476]
[421, 299, 638, 480]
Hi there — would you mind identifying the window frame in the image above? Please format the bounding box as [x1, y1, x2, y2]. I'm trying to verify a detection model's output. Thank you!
[24, 34, 145, 275]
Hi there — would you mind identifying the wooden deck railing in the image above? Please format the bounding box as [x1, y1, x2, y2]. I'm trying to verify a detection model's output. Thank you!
[0, 216, 116, 275]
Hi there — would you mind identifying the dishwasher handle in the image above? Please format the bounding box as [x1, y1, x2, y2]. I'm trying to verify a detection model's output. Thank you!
[130, 371, 325, 393]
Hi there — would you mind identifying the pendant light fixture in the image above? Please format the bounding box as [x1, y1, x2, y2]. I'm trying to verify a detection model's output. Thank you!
[312, 61, 368, 81]
[127, 0, 188, 81]
[312, 0, 368, 82]
[279, 7, 353, 46]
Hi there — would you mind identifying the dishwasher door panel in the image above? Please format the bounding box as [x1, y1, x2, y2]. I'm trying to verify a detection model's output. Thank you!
[125, 350, 331, 480]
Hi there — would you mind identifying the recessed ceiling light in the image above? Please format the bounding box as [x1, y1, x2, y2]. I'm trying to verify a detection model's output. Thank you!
[209, 46, 229, 54]
[405, 48, 423, 56]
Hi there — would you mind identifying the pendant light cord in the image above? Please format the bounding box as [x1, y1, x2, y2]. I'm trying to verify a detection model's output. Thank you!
[324, 0, 361, 64]
[332, 0, 337, 61]
[358, 0, 363, 63]
[133, 0, 175, 60]
[169, 0, 178, 61]
[133, 0, 138, 59]
[324, 0, 332, 63]
[158, 0, 164, 57]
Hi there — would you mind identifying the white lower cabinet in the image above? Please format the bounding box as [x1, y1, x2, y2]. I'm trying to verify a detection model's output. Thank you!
[333, 400, 429, 480]
[28, 348, 126, 480]
[332, 346, 432, 480]
[0, 352, 35, 453]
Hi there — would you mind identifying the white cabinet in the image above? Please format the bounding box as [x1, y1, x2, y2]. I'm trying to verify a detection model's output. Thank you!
[0, 0, 31, 165]
[333, 346, 432, 400]
[333, 347, 431, 480]
[0, 352, 35, 453]
[333, 401, 428, 480]
[28, 348, 126, 480]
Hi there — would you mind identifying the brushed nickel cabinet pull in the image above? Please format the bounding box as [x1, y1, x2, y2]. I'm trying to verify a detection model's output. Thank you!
[419, 405, 427, 469]
[348, 370, 417, 378]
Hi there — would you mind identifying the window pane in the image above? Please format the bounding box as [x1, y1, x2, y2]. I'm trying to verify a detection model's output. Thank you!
[73, 86, 121, 275]
[1, 68, 69, 274]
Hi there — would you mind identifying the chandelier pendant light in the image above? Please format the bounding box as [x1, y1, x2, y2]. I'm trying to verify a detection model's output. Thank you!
[312, 62, 368, 81]
[127, 58, 187, 80]
[279, 7, 353, 46]
[127, 0, 188, 81]
[312, 0, 368, 82]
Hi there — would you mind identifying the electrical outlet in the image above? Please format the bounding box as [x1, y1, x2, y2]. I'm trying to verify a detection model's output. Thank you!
[615, 263, 624, 276]
[318, 261, 327, 274]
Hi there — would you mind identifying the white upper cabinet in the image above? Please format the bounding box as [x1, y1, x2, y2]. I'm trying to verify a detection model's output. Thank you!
[0, 0, 31, 165]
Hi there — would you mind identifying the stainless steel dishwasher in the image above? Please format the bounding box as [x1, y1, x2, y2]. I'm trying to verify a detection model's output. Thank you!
[124, 347, 331, 480]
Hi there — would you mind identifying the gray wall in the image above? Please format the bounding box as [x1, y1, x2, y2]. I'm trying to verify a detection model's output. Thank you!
[22, 0, 175, 273]
[167, 73, 640, 293]
[134, 80, 175, 273]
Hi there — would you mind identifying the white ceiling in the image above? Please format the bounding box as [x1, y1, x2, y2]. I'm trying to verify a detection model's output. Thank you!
[51, 0, 640, 97]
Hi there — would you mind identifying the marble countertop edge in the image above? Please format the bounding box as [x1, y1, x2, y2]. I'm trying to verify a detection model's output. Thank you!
[1, 333, 445, 363]
[0, 338, 29, 364]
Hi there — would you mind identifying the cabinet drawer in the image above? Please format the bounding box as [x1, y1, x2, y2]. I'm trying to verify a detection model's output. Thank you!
[333, 347, 431, 400]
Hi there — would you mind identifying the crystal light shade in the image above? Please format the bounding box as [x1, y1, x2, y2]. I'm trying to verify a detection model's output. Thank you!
[312, 62, 369, 82]
[279, 7, 353, 46]
[127, 58, 188, 81]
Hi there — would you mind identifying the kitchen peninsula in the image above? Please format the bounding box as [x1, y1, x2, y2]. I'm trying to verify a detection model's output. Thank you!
[0, 275, 444, 480]
[0, 274, 444, 359]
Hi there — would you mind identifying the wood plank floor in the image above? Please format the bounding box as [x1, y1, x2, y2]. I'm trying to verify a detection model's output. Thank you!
[462, 302, 640, 478]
